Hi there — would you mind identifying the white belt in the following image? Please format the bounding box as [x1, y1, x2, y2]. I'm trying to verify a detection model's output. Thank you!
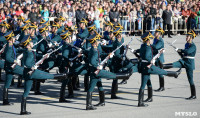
[38, 51, 42, 54]
[141, 60, 149, 63]
[183, 56, 195, 59]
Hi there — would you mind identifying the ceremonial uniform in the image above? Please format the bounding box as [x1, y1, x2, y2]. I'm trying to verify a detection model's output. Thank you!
[86, 33, 131, 110]
[2, 31, 24, 105]
[152, 27, 165, 92]
[163, 30, 197, 100]
[138, 32, 181, 107]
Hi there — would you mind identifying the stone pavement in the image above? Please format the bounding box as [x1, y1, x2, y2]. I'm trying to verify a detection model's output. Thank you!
[0, 35, 199, 118]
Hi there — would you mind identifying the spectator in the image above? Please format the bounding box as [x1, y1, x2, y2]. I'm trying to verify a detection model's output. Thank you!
[28, 7, 37, 23]
[162, 4, 172, 38]
[15, 6, 24, 16]
[40, 5, 49, 21]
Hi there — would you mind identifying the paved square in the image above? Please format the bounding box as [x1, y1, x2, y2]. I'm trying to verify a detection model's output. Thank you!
[0, 35, 199, 118]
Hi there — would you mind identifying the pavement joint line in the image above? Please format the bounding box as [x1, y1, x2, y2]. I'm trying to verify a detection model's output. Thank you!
[40, 92, 138, 100]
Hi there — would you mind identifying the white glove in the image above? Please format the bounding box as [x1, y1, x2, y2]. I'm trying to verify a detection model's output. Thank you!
[101, 39, 107, 45]
[109, 52, 114, 58]
[98, 65, 103, 70]
[16, 59, 21, 65]
[130, 49, 135, 53]
[78, 48, 82, 53]
[14, 41, 20, 45]
[175, 48, 179, 52]
[151, 60, 156, 65]
[70, 62, 73, 67]
[122, 56, 126, 61]
[48, 43, 53, 48]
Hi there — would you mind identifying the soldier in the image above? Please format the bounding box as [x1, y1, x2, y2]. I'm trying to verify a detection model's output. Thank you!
[137, 32, 181, 107]
[75, 18, 89, 47]
[162, 30, 197, 100]
[86, 33, 132, 110]
[0, 22, 10, 82]
[18, 23, 30, 42]
[152, 27, 166, 92]
[2, 31, 24, 105]
[19, 35, 66, 115]
[59, 30, 87, 102]
[110, 27, 138, 99]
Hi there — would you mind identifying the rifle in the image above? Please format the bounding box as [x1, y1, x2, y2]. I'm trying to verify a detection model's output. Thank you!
[11, 38, 44, 69]
[0, 44, 7, 56]
[28, 45, 63, 75]
[136, 38, 143, 43]
[147, 48, 165, 68]
[128, 47, 141, 59]
[94, 42, 125, 75]
[15, 34, 20, 40]
[121, 36, 135, 66]
[166, 40, 183, 58]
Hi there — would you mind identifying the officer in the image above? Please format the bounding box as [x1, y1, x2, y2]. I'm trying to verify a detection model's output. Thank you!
[86, 33, 131, 110]
[0, 22, 10, 82]
[19, 35, 66, 115]
[103, 21, 114, 41]
[2, 31, 24, 105]
[162, 30, 197, 100]
[76, 18, 89, 47]
[152, 27, 165, 92]
[138, 32, 181, 107]
[110, 27, 138, 99]
[59, 30, 88, 102]
[18, 23, 30, 42]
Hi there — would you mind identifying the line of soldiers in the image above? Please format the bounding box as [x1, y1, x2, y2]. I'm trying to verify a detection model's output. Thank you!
[0, 15, 197, 115]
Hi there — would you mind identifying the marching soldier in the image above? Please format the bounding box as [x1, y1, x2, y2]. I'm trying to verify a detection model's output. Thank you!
[19, 35, 66, 115]
[0, 21, 10, 82]
[86, 33, 132, 110]
[2, 31, 24, 105]
[162, 30, 197, 100]
[137, 32, 181, 107]
[110, 28, 138, 99]
[152, 27, 166, 92]
[75, 18, 89, 47]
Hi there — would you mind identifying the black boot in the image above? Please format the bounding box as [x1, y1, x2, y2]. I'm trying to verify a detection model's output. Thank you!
[111, 80, 120, 99]
[3, 88, 14, 105]
[163, 63, 173, 69]
[84, 75, 89, 92]
[144, 87, 153, 102]
[20, 97, 31, 115]
[59, 80, 71, 103]
[138, 89, 148, 107]
[166, 68, 182, 78]
[31, 80, 36, 91]
[34, 81, 44, 95]
[155, 77, 165, 92]
[17, 76, 23, 88]
[186, 85, 196, 100]
[86, 92, 96, 110]
[94, 91, 105, 107]
[67, 79, 74, 98]
[115, 70, 132, 80]
[54, 73, 67, 80]
[11, 78, 15, 86]
[72, 76, 80, 91]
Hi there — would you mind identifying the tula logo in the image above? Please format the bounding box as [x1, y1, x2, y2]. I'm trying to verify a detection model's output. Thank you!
[175, 112, 197, 117]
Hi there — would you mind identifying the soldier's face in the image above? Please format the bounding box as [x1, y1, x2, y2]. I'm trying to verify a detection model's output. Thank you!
[117, 34, 122, 41]
[186, 35, 192, 42]
[11, 37, 16, 43]
[29, 42, 33, 48]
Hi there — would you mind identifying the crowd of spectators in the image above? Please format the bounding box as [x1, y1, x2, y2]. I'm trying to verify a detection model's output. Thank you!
[1, 0, 200, 36]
